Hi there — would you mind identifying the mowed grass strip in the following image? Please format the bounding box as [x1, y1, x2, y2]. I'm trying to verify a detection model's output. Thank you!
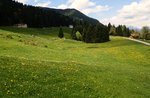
[0, 27, 150, 98]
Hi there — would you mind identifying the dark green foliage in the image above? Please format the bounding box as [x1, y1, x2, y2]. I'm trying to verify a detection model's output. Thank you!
[0, 0, 72, 27]
[84, 24, 93, 43]
[124, 28, 131, 37]
[71, 20, 84, 40]
[58, 27, 64, 38]
[44, 45, 48, 48]
[71, 27, 76, 40]
[72, 21, 110, 43]
[121, 25, 130, 37]
[6, 34, 13, 39]
[54, 9, 100, 25]
[0, 0, 102, 28]
[108, 23, 112, 32]
[108, 23, 131, 37]
[141, 26, 150, 40]
[116, 25, 123, 36]
[0, 0, 110, 43]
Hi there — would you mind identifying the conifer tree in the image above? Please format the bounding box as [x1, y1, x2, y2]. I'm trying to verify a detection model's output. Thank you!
[58, 27, 64, 38]
[108, 23, 112, 32]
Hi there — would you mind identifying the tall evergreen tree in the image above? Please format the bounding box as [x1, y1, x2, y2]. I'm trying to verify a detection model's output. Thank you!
[108, 23, 112, 32]
[116, 25, 123, 36]
[58, 27, 64, 38]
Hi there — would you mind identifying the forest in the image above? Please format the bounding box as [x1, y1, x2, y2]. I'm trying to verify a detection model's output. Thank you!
[0, 0, 110, 43]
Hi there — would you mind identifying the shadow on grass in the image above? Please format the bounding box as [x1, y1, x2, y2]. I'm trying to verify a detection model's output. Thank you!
[0, 26, 72, 39]
[0, 26, 56, 36]
[88, 38, 141, 49]
[107, 38, 144, 48]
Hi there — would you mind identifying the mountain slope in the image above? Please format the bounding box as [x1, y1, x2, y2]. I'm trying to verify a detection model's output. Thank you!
[0, 0, 103, 27]
[50, 8, 101, 25]
[0, 0, 72, 27]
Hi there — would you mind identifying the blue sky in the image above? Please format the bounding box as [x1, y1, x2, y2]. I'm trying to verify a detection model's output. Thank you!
[15, 0, 150, 28]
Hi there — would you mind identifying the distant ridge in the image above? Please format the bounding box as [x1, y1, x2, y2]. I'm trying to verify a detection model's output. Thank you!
[0, 0, 104, 27]
[50, 8, 101, 25]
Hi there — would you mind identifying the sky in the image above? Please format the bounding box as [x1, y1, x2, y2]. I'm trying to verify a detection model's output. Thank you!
[15, 0, 150, 28]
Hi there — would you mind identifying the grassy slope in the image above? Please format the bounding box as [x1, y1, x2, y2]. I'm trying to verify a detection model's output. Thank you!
[0, 27, 150, 98]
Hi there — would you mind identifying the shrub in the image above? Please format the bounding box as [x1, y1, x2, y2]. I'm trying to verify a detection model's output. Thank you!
[44, 45, 48, 48]
[18, 39, 23, 42]
[76, 31, 82, 41]
[6, 34, 13, 39]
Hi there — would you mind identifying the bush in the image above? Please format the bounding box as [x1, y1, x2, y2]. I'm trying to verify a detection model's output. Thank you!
[6, 34, 13, 39]
[44, 45, 48, 48]
[76, 31, 82, 41]
[18, 39, 23, 42]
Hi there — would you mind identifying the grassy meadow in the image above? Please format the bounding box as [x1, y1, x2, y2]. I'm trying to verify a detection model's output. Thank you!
[0, 27, 150, 98]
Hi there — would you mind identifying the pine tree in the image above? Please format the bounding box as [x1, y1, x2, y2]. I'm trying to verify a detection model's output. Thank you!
[58, 27, 64, 38]
[116, 25, 123, 36]
[71, 27, 76, 40]
[108, 23, 112, 32]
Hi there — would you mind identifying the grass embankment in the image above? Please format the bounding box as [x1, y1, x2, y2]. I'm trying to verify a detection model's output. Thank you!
[0, 27, 150, 98]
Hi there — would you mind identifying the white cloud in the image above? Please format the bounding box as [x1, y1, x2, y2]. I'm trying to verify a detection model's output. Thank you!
[15, 0, 28, 4]
[57, 0, 110, 15]
[15, 0, 51, 7]
[35, 1, 51, 7]
[34, 0, 39, 3]
[101, 0, 150, 28]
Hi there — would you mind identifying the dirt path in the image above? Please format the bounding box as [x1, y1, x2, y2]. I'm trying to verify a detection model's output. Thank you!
[126, 38, 150, 46]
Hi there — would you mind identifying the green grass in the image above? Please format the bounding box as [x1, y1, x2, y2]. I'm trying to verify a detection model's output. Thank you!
[138, 39, 150, 43]
[0, 27, 150, 98]
[143, 40, 150, 43]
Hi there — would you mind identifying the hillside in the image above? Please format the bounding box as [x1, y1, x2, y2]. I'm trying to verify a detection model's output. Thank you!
[0, 27, 150, 98]
[0, 0, 102, 27]
[0, 0, 109, 43]
[50, 8, 100, 25]
[0, 0, 72, 27]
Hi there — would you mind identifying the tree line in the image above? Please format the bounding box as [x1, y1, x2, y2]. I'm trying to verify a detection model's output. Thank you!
[130, 26, 150, 40]
[107, 23, 150, 40]
[108, 23, 131, 37]
[70, 20, 109, 43]
[0, 0, 110, 43]
[0, 0, 72, 27]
